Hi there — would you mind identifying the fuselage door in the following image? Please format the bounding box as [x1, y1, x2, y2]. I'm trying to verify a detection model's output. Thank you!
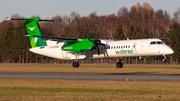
[149, 41, 160, 55]
[62, 50, 67, 58]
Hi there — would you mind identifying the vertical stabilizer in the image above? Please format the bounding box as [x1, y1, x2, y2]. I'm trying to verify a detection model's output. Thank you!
[23, 18, 47, 48]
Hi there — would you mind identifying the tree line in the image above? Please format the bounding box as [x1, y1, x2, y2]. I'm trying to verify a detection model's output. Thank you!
[0, 2, 180, 64]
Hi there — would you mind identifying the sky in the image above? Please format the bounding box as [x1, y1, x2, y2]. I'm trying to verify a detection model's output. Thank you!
[0, 0, 180, 22]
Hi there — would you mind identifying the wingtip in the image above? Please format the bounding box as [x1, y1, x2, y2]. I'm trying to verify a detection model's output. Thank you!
[78, 39, 82, 41]
[25, 35, 32, 37]
[5, 18, 11, 21]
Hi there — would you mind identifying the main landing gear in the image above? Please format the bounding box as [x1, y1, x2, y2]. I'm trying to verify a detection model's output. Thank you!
[72, 53, 80, 68]
[116, 58, 123, 68]
[72, 61, 80, 68]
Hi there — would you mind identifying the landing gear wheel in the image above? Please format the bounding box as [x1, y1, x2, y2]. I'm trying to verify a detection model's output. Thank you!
[72, 62, 80, 68]
[72, 53, 81, 68]
[116, 62, 123, 68]
[163, 59, 167, 62]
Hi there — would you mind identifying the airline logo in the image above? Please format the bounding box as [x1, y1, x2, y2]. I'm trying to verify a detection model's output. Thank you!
[50, 46, 59, 48]
[115, 43, 137, 55]
[115, 50, 133, 54]
[28, 27, 36, 31]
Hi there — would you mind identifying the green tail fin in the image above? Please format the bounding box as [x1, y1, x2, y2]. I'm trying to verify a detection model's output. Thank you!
[23, 18, 47, 48]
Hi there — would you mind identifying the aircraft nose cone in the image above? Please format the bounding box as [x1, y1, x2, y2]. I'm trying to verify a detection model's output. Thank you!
[161, 45, 174, 55]
[166, 47, 174, 54]
[169, 48, 174, 54]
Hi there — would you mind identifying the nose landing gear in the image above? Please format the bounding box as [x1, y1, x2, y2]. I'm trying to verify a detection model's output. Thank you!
[163, 55, 167, 62]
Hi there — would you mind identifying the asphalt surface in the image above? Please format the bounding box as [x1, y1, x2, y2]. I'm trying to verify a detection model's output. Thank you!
[0, 72, 180, 82]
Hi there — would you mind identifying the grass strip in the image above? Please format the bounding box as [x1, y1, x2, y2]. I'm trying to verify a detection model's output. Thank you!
[0, 79, 180, 101]
[0, 64, 180, 74]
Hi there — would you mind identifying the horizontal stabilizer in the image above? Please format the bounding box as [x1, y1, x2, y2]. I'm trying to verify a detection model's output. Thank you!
[6, 18, 55, 22]
[160, 38, 169, 40]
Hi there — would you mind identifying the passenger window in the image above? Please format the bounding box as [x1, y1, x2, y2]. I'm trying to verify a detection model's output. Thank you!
[116, 46, 118, 49]
[111, 46, 113, 49]
[128, 46, 130, 48]
[133, 45, 136, 48]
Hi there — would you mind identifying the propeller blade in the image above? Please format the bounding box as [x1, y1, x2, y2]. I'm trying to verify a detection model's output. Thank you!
[99, 33, 104, 39]
[97, 45, 100, 56]
[89, 44, 96, 52]
[89, 39, 106, 55]
[100, 43, 106, 47]
[90, 33, 96, 39]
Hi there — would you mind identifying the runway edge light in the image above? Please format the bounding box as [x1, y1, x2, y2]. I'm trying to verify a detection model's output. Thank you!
[126, 78, 128, 81]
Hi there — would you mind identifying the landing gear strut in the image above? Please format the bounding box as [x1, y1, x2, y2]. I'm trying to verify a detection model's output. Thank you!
[72, 53, 80, 68]
[163, 55, 167, 62]
[116, 58, 123, 68]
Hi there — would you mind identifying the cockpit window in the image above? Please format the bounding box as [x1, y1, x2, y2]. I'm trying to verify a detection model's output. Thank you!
[150, 41, 164, 45]
[150, 41, 156, 44]
[157, 41, 163, 44]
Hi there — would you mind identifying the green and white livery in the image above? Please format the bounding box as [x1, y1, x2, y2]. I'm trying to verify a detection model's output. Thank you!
[6, 18, 174, 68]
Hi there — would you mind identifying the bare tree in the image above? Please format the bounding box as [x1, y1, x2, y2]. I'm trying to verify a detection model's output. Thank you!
[117, 7, 128, 16]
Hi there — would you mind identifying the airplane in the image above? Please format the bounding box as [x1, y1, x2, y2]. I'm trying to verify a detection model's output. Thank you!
[6, 18, 174, 68]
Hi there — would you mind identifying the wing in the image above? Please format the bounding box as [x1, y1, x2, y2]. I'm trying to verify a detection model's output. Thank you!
[27, 35, 106, 54]
[26, 35, 82, 42]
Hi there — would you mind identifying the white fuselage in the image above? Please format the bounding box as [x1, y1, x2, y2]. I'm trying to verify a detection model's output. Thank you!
[29, 38, 174, 60]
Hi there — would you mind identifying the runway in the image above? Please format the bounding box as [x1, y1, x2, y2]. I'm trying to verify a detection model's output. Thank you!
[0, 72, 180, 81]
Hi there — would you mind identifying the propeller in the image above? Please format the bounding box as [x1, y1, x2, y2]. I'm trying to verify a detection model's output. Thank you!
[89, 39, 106, 56]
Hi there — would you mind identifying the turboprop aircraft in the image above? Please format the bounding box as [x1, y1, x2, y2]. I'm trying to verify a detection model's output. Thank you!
[6, 18, 174, 68]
